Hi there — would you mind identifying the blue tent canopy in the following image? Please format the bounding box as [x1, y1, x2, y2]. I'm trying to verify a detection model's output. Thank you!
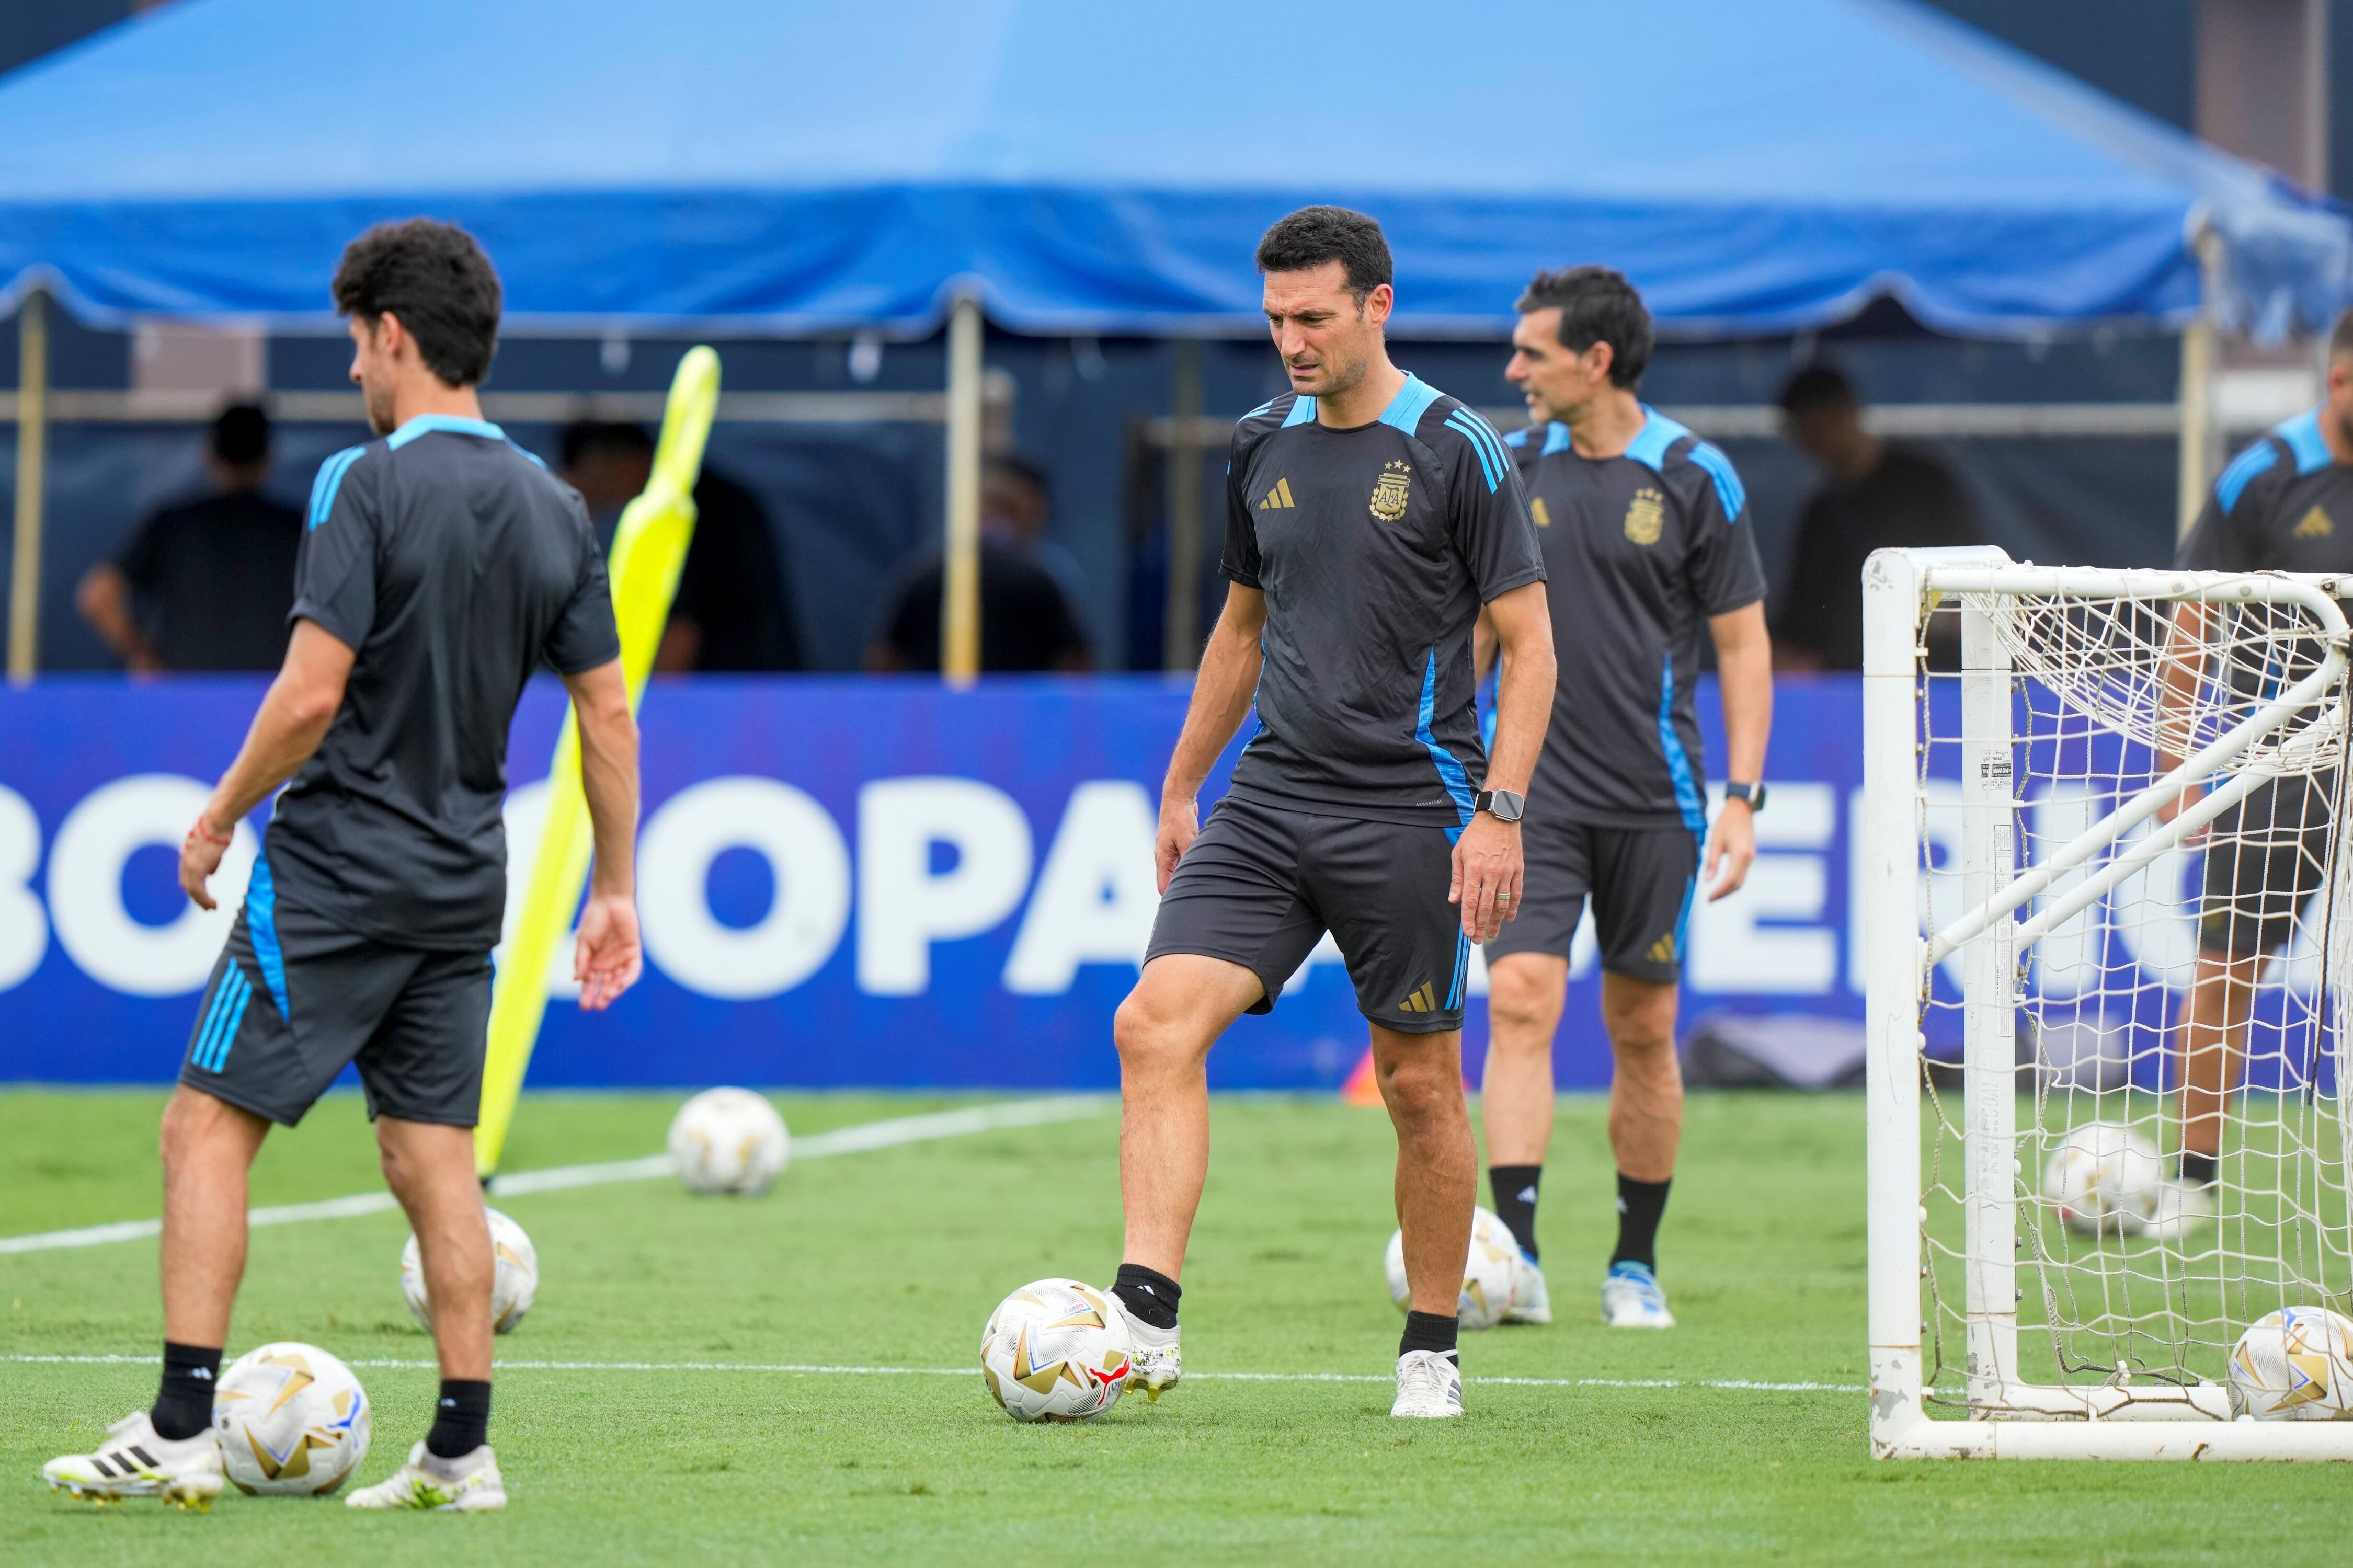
[0, 0, 2343, 339]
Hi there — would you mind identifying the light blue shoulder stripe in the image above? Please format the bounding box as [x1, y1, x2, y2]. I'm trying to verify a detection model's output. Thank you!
[1624, 405, 1692, 474]
[1540, 421, 1571, 456]
[306, 445, 368, 530]
[1281, 395, 1318, 427]
[1444, 406, 1511, 477]
[386, 413, 507, 450]
[1687, 440, 1747, 519]
[1377, 374, 1445, 437]
[2275, 408, 2331, 475]
[1503, 426, 1529, 449]
[1443, 411, 1504, 493]
[2214, 440, 2279, 512]
[505, 438, 547, 469]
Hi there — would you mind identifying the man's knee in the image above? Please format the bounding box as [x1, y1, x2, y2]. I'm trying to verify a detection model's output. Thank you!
[1486, 956, 1566, 1046]
[1114, 958, 1250, 1072]
[1602, 976, 1678, 1054]
[158, 1086, 264, 1175]
[1379, 1043, 1465, 1125]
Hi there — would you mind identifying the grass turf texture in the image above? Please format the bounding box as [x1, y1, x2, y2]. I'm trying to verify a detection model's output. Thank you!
[3, 1089, 2347, 1566]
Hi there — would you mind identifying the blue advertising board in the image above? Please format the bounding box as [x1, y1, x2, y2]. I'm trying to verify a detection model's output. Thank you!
[0, 674, 1887, 1091]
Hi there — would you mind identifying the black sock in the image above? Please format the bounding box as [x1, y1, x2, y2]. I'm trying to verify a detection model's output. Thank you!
[425, 1380, 492, 1460]
[1400, 1309, 1459, 1360]
[1489, 1164, 1543, 1261]
[1112, 1264, 1181, 1331]
[151, 1342, 221, 1441]
[1611, 1173, 1672, 1271]
[2180, 1151, 2218, 1188]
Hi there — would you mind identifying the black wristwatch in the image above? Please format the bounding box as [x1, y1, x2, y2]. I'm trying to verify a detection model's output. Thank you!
[1474, 788, 1525, 823]
[1723, 781, 1767, 811]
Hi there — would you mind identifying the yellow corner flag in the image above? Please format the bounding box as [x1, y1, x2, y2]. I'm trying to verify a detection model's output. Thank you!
[474, 346, 722, 1177]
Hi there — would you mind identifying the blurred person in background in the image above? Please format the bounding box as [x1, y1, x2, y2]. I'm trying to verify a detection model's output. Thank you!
[1769, 362, 1980, 670]
[557, 420, 806, 672]
[867, 453, 1092, 672]
[77, 402, 303, 672]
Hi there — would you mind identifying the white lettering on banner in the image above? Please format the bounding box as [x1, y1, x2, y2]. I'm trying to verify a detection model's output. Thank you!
[641, 778, 851, 1000]
[858, 778, 1033, 995]
[48, 775, 253, 995]
[2107, 816, 2200, 989]
[497, 781, 581, 1000]
[0, 785, 45, 991]
[2028, 783, 2104, 999]
[1003, 782, 1160, 994]
[1690, 782, 1835, 994]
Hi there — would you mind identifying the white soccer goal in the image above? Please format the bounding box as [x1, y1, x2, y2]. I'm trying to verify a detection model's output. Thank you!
[1863, 546, 2353, 1459]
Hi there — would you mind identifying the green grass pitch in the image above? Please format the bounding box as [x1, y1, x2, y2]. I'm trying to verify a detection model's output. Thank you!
[4, 1085, 2349, 1566]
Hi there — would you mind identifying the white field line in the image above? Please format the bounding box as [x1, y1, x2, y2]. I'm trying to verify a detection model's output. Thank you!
[2, 1354, 1860, 1393]
[0, 1095, 1106, 1256]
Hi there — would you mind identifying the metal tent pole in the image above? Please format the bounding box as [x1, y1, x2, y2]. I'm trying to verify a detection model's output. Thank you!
[2176, 230, 2222, 542]
[940, 294, 984, 687]
[1163, 339, 1203, 672]
[7, 289, 47, 685]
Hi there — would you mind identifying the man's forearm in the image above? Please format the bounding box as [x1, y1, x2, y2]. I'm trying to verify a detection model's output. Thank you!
[1484, 631, 1555, 796]
[1718, 642, 1772, 784]
[1163, 629, 1260, 802]
[579, 717, 640, 896]
[202, 681, 335, 830]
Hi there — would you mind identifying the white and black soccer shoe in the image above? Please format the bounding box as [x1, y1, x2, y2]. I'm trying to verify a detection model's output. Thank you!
[1104, 1294, 1182, 1402]
[345, 1441, 507, 1512]
[1391, 1350, 1464, 1418]
[1504, 1251, 1553, 1325]
[43, 1411, 224, 1510]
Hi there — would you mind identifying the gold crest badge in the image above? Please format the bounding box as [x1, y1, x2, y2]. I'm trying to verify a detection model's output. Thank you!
[1624, 487, 1664, 545]
[1369, 460, 1412, 522]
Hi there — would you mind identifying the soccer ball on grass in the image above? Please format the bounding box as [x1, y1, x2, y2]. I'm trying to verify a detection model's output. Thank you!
[401, 1206, 538, 1334]
[213, 1342, 371, 1496]
[979, 1278, 1134, 1422]
[668, 1086, 792, 1195]
[2229, 1306, 2353, 1421]
[1383, 1205, 1525, 1330]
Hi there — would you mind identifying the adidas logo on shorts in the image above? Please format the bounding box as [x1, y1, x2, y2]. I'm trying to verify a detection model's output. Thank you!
[1398, 981, 1437, 1014]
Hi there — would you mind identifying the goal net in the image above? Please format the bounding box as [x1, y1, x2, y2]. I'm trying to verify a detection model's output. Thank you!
[1863, 547, 2353, 1459]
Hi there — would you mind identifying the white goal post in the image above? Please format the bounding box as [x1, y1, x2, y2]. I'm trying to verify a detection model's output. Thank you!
[1864, 546, 2353, 1459]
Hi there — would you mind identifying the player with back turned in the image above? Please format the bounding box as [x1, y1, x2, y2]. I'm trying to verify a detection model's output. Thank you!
[2158, 309, 2353, 1214]
[42, 220, 645, 1513]
[1477, 267, 1773, 1330]
[1102, 206, 1556, 1419]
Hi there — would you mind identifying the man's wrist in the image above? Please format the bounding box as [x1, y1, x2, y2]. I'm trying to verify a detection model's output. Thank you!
[191, 807, 236, 845]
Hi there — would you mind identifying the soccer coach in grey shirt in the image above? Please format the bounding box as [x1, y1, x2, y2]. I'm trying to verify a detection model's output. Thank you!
[43, 220, 642, 1515]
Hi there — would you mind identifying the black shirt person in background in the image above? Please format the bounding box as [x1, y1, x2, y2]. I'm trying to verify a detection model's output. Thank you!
[78, 402, 303, 672]
[1768, 363, 1981, 671]
[867, 454, 1093, 672]
[557, 420, 807, 672]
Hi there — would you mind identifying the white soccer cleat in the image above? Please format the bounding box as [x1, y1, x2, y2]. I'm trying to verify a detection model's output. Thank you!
[1601, 1261, 1676, 1329]
[42, 1411, 223, 1510]
[1390, 1350, 1464, 1418]
[344, 1442, 506, 1512]
[1106, 1296, 1181, 1402]
[1504, 1252, 1552, 1325]
[2133, 1178, 2214, 1242]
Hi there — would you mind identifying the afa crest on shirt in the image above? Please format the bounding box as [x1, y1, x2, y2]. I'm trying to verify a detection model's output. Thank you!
[1624, 488, 1665, 545]
[1369, 460, 1412, 522]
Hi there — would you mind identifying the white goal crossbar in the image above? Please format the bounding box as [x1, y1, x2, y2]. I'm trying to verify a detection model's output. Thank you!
[1864, 547, 2353, 1459]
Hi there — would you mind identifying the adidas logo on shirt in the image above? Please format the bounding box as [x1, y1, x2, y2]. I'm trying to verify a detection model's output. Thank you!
[1258, 478, 1295, 510]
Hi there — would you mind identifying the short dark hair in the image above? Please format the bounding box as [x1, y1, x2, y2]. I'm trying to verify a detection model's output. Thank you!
[210, 402, 269, 466]
[2331, 309, 2353, 362]
[985, 452, 1049, 501]
[1776, 362, 1859, 416]
[1516, 266, 1652, 388]
[558, 419, 654, 472]
[331, 219, 502, 387]
[1254, 206, 1392, 298]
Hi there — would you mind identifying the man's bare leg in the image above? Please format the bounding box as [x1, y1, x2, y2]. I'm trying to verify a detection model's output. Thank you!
[1481, 954, 1566, 1167]
[371, 1116, 498, 1486]
[1603, 972, 1682, 1185]
[1372, 1022, 1478, 1314]
[157, 1086, 272, 1349]
[2174, 949, 2260, 1178]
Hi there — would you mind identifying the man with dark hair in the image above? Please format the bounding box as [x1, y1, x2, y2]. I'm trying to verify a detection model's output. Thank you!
[2156, 308, 2353, 1217]
[871, 452, 1095, 672]
[78, 403, 303, 671]
[1770, 361, 1979, 670]
[1479, 264, 1773, 1332]
[558, 420, 806, 671]
[44, 219, 643, 1514]
[1104, 204, 1556, 1419]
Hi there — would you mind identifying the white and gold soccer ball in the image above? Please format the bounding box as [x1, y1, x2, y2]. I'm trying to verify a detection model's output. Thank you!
[2041, 1121, 2164, 1234]
[979, 1278, 1134, 1423]
[668, 1086, 792, 1196]
[213, 1342, 371, 1497]
[1384, 1206, 1524, 1330]
[2229, 1306, 2353, 1421]
[401, 1207, 538, 1334]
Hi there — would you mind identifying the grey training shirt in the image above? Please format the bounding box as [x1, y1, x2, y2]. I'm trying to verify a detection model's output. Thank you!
[1220, 377, 1545, 828]
[262, 415, 621, 951]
